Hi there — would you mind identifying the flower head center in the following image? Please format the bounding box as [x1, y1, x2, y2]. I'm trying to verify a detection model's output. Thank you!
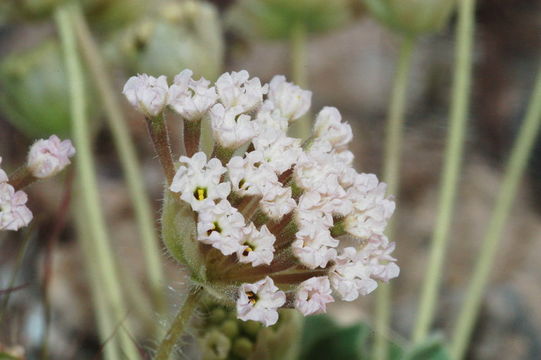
[206, 221, 222, 236]
[194, 187, 208, 201]
[242, 242, 255, 256]
[246, 291, 258, 305]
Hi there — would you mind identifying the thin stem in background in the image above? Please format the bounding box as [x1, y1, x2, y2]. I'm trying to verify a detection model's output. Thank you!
[451, 59, 541, 360]
[289, 22, 311, 139]
[374, 35, 416, 360]
[55, 6, 140, 359]
[413, 0, 476, 343]
[155, 287, 202, 360]
[70, 6, 166, 316]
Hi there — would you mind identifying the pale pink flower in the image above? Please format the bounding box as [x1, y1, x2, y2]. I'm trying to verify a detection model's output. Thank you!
[295, 277, 335, 315]
[27, 136, 75, 179]
[197, 199, 245, 255]
[268, 75, 311, 121]
[168, 69, 218, 121]
[313, 107, 352, 151]
[210, 104, 258, 149]
[216, 70, 268, 113]
[237, 223, 276, 266]
[329, 247, 378, 301]
[0, 183, 32, 231]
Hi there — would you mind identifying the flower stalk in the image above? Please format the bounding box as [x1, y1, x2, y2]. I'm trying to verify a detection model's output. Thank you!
[55, 5, 140, 359]
[413, 0, 476, 343]
[451, 58, 541, 360]
[146, 113, 176, 185]
[184, 119, 202, 157]
[155, 287, 203, 360]
[70, 5, 166, 317]
[374, 34, 416, 360]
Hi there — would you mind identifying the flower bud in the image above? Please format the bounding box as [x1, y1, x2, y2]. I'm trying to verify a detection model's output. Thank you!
[199, 330, 231, 360]
[27, 135, 76, 179]
[220, 319, 240, 338]
[226, 0, 355, 40]
[232, 337, 254, 358]
[363, 0, 457, 36]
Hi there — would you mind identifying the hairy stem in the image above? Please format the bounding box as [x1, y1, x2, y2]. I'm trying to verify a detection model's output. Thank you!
[155, 288, 202, 360]
[184, 119, 202, 157]
[451, 59, 541, 360]
[374, 34, 415, 360]
[70, 6, 165, 317]
[56, 6, 140, 359]
[147, 114, 176, 185]
[413, 0, 476, 343]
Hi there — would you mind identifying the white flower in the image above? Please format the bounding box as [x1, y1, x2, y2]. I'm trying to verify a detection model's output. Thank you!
[227, 151, 277, 197]
[344, 174, 395, 239]
[216, 70, 268, 113]
[295, 277, 334, 315]
[210, 104, 258, 149]
[292, 223, 338, 269]
[170, 152, 231, 211]
[259, 184, 296, 220]
[329, 247, 378, 301]
[0, 157, 8, 183]
[0, 183, 32, 231]
[313, 107, 352, 151]
[27, 135, 75, 179]
[252, 129, 302, 175]
[236, 276, 286, 327]
[168, 69, 218, 121]
[197, 200, 245, 255]
[268, 75, 311, 121]
[237, 223, 275, 266]
[254, 101, 289, 133]
[362, 235, 400, 282]
[122, 74, 169, 116]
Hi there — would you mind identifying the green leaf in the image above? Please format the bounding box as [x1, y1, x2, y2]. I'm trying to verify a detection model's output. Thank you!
[400, 335, 450, 360]
[300, 315, 370, 360]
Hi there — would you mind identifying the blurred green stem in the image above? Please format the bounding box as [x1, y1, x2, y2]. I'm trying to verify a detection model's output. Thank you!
[451, 59, 541, 360]
[55, 5, 140, 360]
[290, 22, 310, 139]
[70, 5, 166, 317]
[374, 34, 415, 360]
[413, 0, 476, 343]
[76, 193, 121, 360]
[155, 288, 202, 360]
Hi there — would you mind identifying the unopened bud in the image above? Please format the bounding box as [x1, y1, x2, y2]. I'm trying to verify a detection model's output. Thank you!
[232, 337, 254, 358]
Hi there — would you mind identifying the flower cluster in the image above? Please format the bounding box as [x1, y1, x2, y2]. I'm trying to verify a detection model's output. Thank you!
[0, 135, 75, 231]
[124, 70, 399, 327]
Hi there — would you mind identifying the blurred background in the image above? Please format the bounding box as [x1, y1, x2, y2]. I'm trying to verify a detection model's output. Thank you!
[0, 0, 540, 359]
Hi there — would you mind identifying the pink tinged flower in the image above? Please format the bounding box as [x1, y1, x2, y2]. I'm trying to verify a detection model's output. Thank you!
[251, 129, 302, 175]
[313, 107, 353, 151]
[268, 75, 311, 121]
[362, 235, 400, 282]
[329, 247, 378, 301]
[0, 157, 8, 183]
[27, 135, 75, 179]
[122, 74, 169, 116]
[292, 223, 338, 269]
[167, 69, 218, 121]
[197, 199, 245, 256]
[216, 70, 268, 113]
[344, 175, 395, 240]
[259, 183, 296, 220]
[236, 276, 286, 327]
[210, 104, 258, 149]
[0, 183, 32, 231]
[170, 152, 231, 211]
[237, 223, 276, 266]
[295, 277, 335, 316]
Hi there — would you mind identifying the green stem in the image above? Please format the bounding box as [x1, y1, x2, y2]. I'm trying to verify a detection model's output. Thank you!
[55, 6, 140, 359]
[155, 288, 202, 360]
[413, 0, 476, 343]
[147, 114, 176, 185]
[289, 22, 311, 139]
[373, 35, 415, 360]
[70, 6, 165, 317]
[8, 166, 36, 191]
[450, 60, 541, 360]
[75, 193, 121, 360]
